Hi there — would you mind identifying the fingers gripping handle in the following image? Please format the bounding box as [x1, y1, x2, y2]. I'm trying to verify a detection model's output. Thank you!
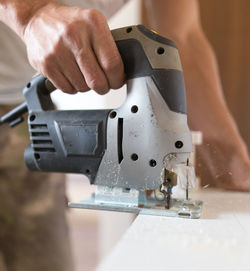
[24, 25, 186, 114]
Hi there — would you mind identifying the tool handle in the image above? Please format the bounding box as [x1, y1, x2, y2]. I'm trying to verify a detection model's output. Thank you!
[23, 25, 186, 114]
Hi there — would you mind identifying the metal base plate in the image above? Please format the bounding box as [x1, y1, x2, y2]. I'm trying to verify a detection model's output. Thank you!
[68, 193, 203, 219]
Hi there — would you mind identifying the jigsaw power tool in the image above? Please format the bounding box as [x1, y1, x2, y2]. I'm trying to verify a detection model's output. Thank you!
[0, 25, 202, 218]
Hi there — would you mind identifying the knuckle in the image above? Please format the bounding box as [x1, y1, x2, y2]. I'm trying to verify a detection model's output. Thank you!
[111, 79, 124, 90]
[84, 9, 105, 26]
[88, 79, 101, 91]
[41, 55, 55, 74]
[64, 24, 82, 49]
[74, 46, 87, 60]
[64, 22, 76, 37]
[65, 89, 77, 94]
[97, 89, 109, 95]
[64, 23, 75, 39]
[49, 78, 75, 94]
[103, 55, 122, 73]
[63, 90, 75, 94]
[88, 77, 105, 92]
[74, 80, 86, 91]
[61, 85, 76, 94]
[79, 87, 90, 93]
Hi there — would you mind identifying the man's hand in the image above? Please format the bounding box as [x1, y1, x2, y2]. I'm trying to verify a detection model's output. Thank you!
[0, 0, 125, 94]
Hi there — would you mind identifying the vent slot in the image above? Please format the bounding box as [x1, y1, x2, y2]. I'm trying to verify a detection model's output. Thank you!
[30, 123, 55, 152]
[33, 140, 53, 145]
[118, 118, 124, 164]
[30, 124, 48, 129]
[34, 148, 55, 152]
[31, 132, 50, 136]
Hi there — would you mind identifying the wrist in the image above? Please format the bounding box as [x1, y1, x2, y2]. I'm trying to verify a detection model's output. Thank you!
[0, 0, 58, 38]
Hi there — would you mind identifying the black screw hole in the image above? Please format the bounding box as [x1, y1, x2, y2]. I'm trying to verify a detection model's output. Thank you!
[34, 153, 40, 160]
[26, 82, 31, 88]
[131, 105, 138, 113]
[149, 159, 157, 167]
[85, 169, 90, 174]
[30, 115, 36, 122]
[157, 47, 165, 55]
[175, 141, 184, 149]
[110, 111, 117, 119]
[126, 27, 132, 33]
[131, 153, 138, 161]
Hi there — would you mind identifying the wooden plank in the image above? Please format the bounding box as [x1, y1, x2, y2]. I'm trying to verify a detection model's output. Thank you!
[97, 189, 250, 271]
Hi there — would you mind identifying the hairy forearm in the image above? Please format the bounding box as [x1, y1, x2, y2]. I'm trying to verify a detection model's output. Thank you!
[179, 29, 248, 153]
[180, 32, 250, 188]
[0, 0, 55, 37]
[143, 0, 250, 190]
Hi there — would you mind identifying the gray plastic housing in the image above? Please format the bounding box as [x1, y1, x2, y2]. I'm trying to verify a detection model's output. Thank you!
[23, 25, 192, 189]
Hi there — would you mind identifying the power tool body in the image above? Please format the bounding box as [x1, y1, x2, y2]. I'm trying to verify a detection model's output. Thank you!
[0, 25, 202, 218]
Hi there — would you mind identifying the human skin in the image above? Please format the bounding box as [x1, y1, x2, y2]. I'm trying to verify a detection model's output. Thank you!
[143, 0, 250, 191]
[0, 0, 124, 94]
